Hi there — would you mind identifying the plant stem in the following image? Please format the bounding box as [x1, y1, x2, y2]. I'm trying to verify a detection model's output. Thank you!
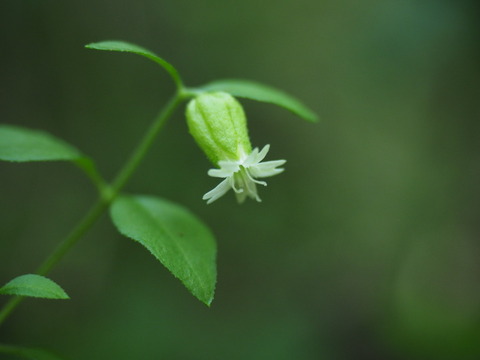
[111, 93, 184, 194]
[0, 92, 185, 328]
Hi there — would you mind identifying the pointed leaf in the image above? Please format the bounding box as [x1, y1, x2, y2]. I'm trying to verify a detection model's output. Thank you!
[0, 344, 65, 360]
[0, 274, 69, 299]
[110, 195, 217, 305]
[198, 79, 319, 122]
[0, 124, 81, 162]
[85, 40, 182, 88]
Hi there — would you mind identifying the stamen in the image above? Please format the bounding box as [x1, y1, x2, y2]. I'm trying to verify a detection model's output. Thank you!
[230, 175, 244, 194]
[245, 168, 267, 186]
[239, 167, 257, 195]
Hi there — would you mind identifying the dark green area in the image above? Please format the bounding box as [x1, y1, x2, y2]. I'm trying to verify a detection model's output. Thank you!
[1, 0, 479, 359]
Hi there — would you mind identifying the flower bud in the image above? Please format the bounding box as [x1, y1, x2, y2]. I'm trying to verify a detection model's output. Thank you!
[186, 92, 252, 165]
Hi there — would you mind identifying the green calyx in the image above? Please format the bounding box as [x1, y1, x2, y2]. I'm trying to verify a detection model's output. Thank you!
[186, 92, 252, 165]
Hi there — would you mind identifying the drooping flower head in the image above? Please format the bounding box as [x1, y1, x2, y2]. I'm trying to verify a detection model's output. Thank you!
[186, 92, 285, 204]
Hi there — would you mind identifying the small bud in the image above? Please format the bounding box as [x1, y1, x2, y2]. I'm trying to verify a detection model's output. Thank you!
[186, 92, 252, 165]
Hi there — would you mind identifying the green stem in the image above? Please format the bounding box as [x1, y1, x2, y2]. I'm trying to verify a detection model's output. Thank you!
[0, 92, 186, 328]
[0, 298, 22, 329]
[111, 93, 184, 194]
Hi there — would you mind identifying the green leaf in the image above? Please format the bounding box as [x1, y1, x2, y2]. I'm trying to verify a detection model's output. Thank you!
[85, 40, 182, 88]
[0, 344, 65, 360]
[198, 79, 319, 122]
[110, 195, 217, 305]
[0, 274, 69, 300]
[0, 124, 81, 162]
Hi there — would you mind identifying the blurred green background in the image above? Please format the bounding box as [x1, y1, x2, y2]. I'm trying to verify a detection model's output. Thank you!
[1, 0, 479, 359]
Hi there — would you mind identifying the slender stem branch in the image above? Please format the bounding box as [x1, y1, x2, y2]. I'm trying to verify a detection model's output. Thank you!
[36, 200, 108, 276]
[0, 198, 108, 325]
[0, 297, 22, 328]
[0, 92, 185, 328]
[111, 93, 184, 194]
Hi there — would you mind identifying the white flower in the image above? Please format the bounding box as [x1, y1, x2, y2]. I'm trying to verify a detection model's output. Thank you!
[203, 144, 286, 204]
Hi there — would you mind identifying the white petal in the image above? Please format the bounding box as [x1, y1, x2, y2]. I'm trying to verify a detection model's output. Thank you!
[251, 167, 284, 178]
[201, 144, 285, 204]
[257, 159, 286, 168]
[208, 168, 233, 178]
[202, 178, 232, 204]
[243, 147, 260, 167]
[250, 160, 286, 178]
[208, 159, 240, 178]
[256, 144, 270, 163]
[243, 144, 271, 167]
[218, 160, 240, 172]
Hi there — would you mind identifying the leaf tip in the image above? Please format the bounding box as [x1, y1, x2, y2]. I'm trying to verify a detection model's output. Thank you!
[59, 292, 70, 300]
[308, 112, 320, 123]
[84, 41, 106, 50]
[202, 294, 214, 307]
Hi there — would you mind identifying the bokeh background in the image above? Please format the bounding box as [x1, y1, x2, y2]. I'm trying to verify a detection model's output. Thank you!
[1, 0, 479, 359]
